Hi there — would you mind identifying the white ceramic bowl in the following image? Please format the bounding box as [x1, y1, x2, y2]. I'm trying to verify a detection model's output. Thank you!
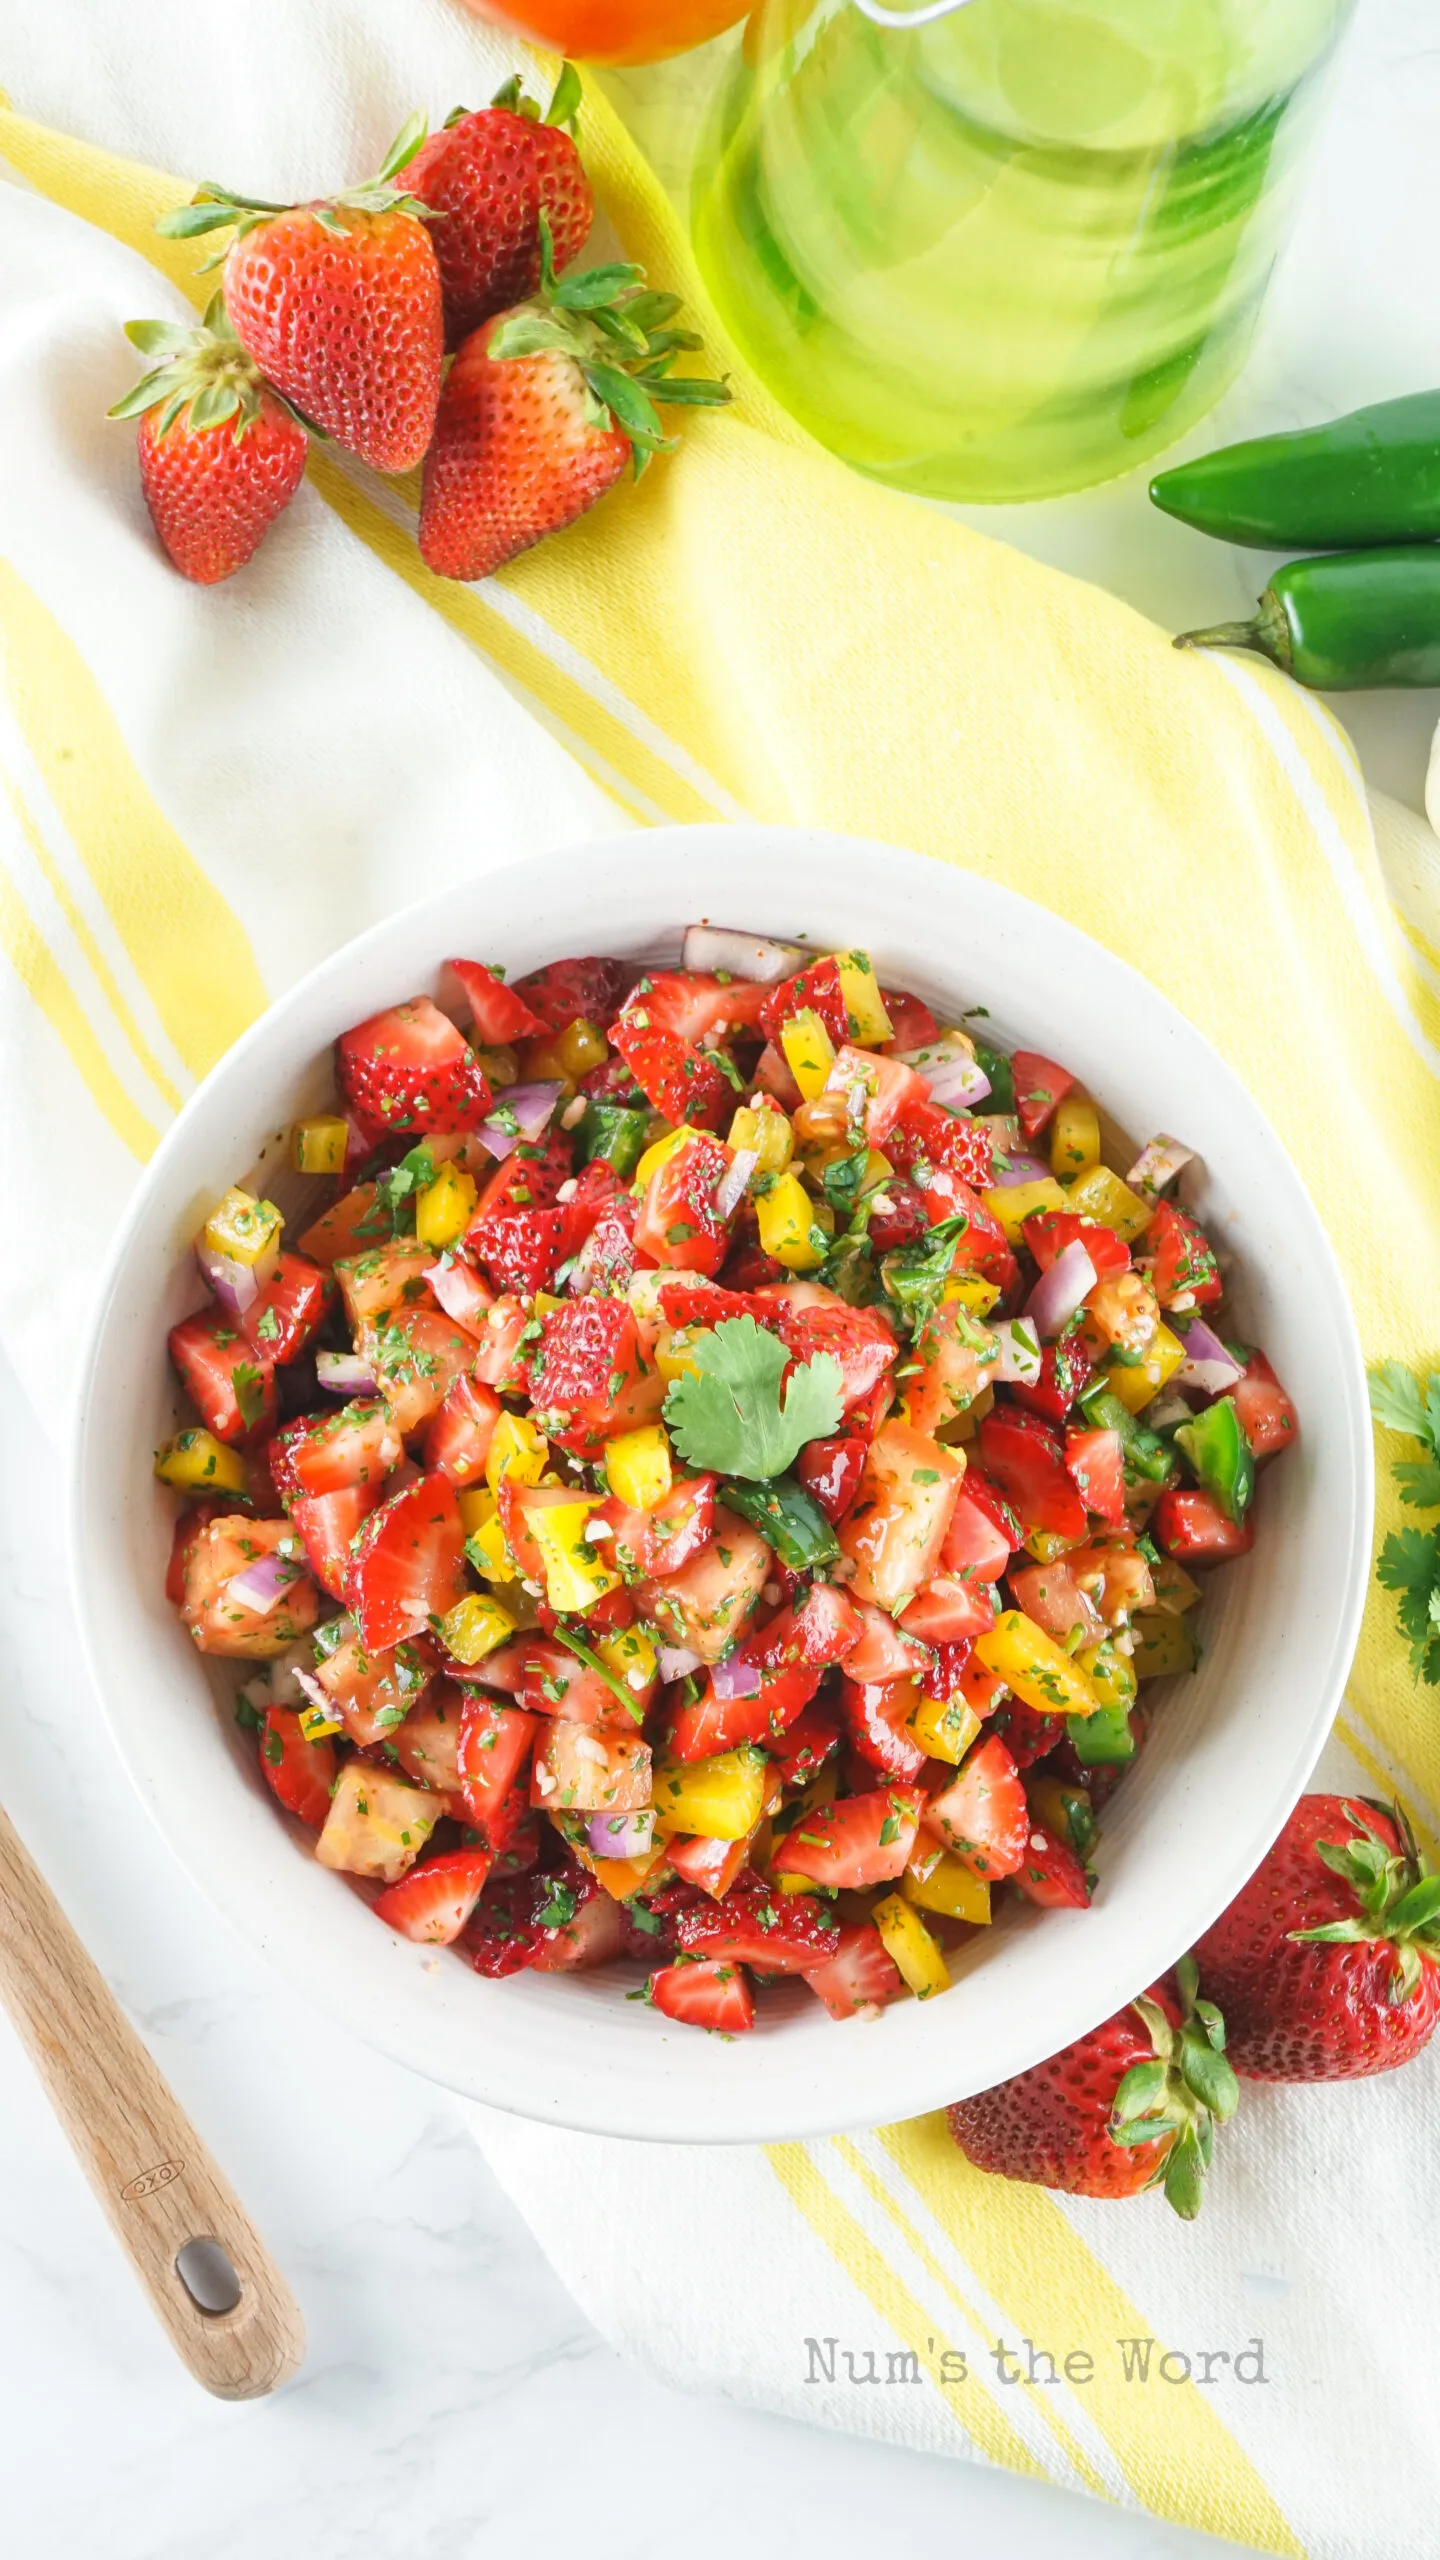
[71, 826, 1371, 2142]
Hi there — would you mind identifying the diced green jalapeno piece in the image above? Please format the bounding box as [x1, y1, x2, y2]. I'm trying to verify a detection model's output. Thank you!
[1079, 1384, 1173, 1483]
[575, 1101, 651, 1180]
[1174, 1394, 1254, 1523]
[1065, 1703, 1137, 1767]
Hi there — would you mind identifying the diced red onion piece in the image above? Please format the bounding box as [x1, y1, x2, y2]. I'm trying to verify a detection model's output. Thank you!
[478, 1081, 565, 1162]
[292, 1667, 334, 1717]
[715, 1148, 758, 1222]
[195, 1237, 276, 1316]
[681, 924, 808, 983]
[990, 1150, 1052, 1189]
[657, 1644, 704, 1684]
[225, 1547, 303, 1617]
[426, 1257, 492, 1334]
[896, 1034, 991, 1109]
[1025, 1239, 1098, 1340]
[316, 1349, 376, 1396]
[1127, 1133, 1197, 1200]
[710, 1652, 764, 1701]
[1177, 1317, 1243, 1396]
[587, 1807, 656, 1861]
[989, 1317, 1043, 1386]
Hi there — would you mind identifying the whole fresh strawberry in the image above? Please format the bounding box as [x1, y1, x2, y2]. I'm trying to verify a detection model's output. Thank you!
[404, 63, 594, 349]
[418, 215, 729, 582]
[108, 296, 307, 583]
[1193, 1794, 1440, 2080]
[157, 117, 443, 474]
[947, 1957, 1238, 2218]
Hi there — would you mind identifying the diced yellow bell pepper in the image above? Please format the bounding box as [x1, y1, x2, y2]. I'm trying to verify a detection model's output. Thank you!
[975, 1609, 1104, 1719]
[654, 1324, 705, 1383]
[652, 1747, 768, 1843]
[1150, 1553, 1201, 1616]
[532, 1290, 567, 1322]
[1101, 1324, 1186, 1414]
[873, 1892, 952, 1998]
[901, 1856, 992, 1926]
[202, 1185, 283, 1266]
[982, 1177, 1071, 1246]
[527, 1500, 620, 1614]
[1076, 1638, 1138, 1714]
[290, 1114, 348, 1176]
[457, 1483, 497, 1538]
[834, 950, 893, 1046]
[297, 1698, 344, 1742]
[1131, 1614, 1198, 1680]
[474, 1041, 518, 1090]
[780, 1008, 836, 1100]
[728, 1102, 793, 1174]
[153, 1428, 249, 1496]
[907, 1694, 982, 1766]
[1027, 1775, 1093, 1855]
[604, 1422, 673, 1512]
[438, 1591, 517, 1664]
[1049, 1095, 1102, 1177]
[1024, 1526, 1079, 1563]
[415, 1161, 477, 1251]
[1064, 1164, 1153, 1242]
[554, 1018, 609, 1079]
[485, 1410, 549, 1493]
[592, 1849, 666, 1900]
[593, 1621, 659, 1699]
[633, 1124, 695, 1194]
[944, 1273, 1000, 1316]
[756, 1169, 826, 1271]
[465, 1510, 516, 1584]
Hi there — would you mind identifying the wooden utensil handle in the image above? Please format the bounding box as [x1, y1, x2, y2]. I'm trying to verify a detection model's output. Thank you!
[0, 1800, 304, 2399]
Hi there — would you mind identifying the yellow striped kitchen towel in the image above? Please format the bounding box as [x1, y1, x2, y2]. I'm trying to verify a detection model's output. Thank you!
[2, 4, 1438, 2553]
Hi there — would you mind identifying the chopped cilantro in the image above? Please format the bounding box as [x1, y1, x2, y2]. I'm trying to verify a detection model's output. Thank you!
[664, 1315, 843, 1480]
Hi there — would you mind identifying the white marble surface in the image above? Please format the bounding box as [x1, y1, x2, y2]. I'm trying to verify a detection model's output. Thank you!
[2, 3, 1436, 2552]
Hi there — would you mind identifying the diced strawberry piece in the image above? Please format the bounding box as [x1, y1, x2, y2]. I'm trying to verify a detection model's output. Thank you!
[879, 988, 938, 1050]
[530, 1885, 628, 1973]
[1007, 1562, 1104, 1648]
[389, 1683, 468, 1811]
[933, 1180, 1017, 1291]
[954, 1651, 1011, 1720]
[1230, 1349, 1298, 1461]
[1064, 1426, 1125, 1525]
[169, 1309, 276, 1446]
[633, 1133, 735, 1274]
[563, 1158, 625, 1252]
[865, 1182, 929, 1253]
[663, 1661, 818, 1761]
[487, 1776, 541, 1864]
[772, 1702, 843, 1789]
[795, 1432, 868, 1525]
[753, 1042, 803, 1108]
[531, 1295, 663, 1456]
[758, 956, 850, 1049]
[424, 1372, 501, 1485]
[663, 1833, 751, 1902]
[290, 1483, 376, 1600]
[925, 1736, 1028, 1878]
[1013, 1821, 1092, 1909]
[1152, 1489, 1256, 1564]
[1009, 1333, 1095, 1427]
[504, 1634, 634, 1729]
[639, 1506, 771, 1666]
[977, 1409, 1088, 1545]
[241, 1434, 289, 1518]
[803, 1921, 907, 2021]
[843, 1600, 934, 1685]
[674, 1871, 840, 1973]
[648, 1957, 755, 2031]
[469, 1207, 570, 1296]
[610, 1016, 725, 1131]
[241, 1252, 334, 1362]
[825, 1045, 928, 1147]
[448, 956, 543, 1044]
[272, 1399, 402, 1499]
[988, 1697, 1065, 1769]
[841, 1674, 926, 1781]
[474, 1129, 572, 1220]
[753, 1580, 863, 1671]
[512, 955, 630, 1034]
[1024, 1210, 1131, 1281]
[297, 1181, 390, 1269]
[258, 1708, 335, 1828]
[338, 996, 492, 1135]
[461, 1872, 545, 1977]
[1012, 1050, 1075, 1141]
[470, 1293, 532, 1391]
[773, 1786, 926, 1892]
[656, 1279, 767, 1330]
[570, 1193, 644, 1296]
[425, 1250, 495, 1339]
[941, 1490, 1013, 1586]
[959, 1469, 1024, 1551]
[719, 1234, 788, 1290]
[605, 1473, 717, 1579]
[900, 1575, 996, 1644]
[374, 1845, 495, 1944]
[621, 970, 768, 1043]
[347, 1473, 467, 1652]
[1146, 1199, 1222, 1308]
[887, 1096, 994, 1195]
[455, 1693, 540, 1834]
[759, 1288, 898, 1413]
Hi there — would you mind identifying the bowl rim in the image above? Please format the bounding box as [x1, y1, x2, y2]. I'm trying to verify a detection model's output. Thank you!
[69, 823, 1374, 2141]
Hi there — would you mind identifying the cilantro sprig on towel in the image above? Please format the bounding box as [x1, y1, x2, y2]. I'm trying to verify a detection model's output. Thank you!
[664, 1316, 843, 1481]
[1368, 1363, 1440, 1681]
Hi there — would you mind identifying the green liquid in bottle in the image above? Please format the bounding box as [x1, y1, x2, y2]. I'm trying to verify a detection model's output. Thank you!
[692, 0, 1353, 501]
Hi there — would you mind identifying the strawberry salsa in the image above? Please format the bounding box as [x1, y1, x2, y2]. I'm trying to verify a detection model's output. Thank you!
[157, 928, 1297, 2034]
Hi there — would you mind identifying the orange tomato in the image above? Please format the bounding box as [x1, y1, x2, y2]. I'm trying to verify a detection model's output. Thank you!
[456, 0, 750, 66]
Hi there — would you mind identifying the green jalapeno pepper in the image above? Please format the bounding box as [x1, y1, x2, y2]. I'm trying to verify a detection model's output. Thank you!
[574, 1099, 650, 1179]
[1175, 546, 1440, 690]
[1175, 1396, 1255, 1525]
[1065, 1704, 1137, 1768]
[1151, 392, 1440, 550]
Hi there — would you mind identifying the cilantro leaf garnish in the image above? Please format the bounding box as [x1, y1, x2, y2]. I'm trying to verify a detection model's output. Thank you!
[664, 1315, 843, 1480]
[376, 1140, 439, 1236]
[880, 1213, 970, 1335]
[1369, 1364, 1440, 1680]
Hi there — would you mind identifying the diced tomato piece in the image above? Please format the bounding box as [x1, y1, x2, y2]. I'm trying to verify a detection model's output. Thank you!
[759, 1288, 899, 1414]
[879, 988, 938, 1050]
[503, 1633, 635, 1728]
[841, 1674, 926, 1781]
[989, 1697, 1065, 1769]
[941, 1490, 1012, 1586]
[363, 1307, 476, 1438]
[754, 1581, 864, 1672]
[924, 1736, 1028, 1878]
[865, 1182, 929, 1253]
[1012, 1049, 1074, 1141]
[902, 1296, 997, 1436]
[825, 1045, 928, 1147]
[338, 996, 492, 1135]
[666, 1832, 753, 1900]
[1231, 1349, 1298, 1462]
[621, 970, 769, 1043]
[632, 1133, 734, 1274]
[512, 955, 630, 1034]
[1067, 1536, 1155, 1623]
[837, 1421, 962, 1609]
[1012, 1821, 1092, 1909]
[455, 1694, 540, 1834]
[373, 1845, 495, 1944]
[347, 1473, 467, 1652]
[314, 1633, 431, 1745]
[240, 1252, 334, 1362]
[165, 1499, 227, 1604]
[774, 1786, 926, 1891]
[423, 1372, 501, 1485]
[1024, 1210, 1131, 1281]
[900, 1575, 996, 1644]
[240, 1434, 288, 1518]
[531, 1721, 650, 1814]
[795, 1431, 868, 1524]
[258, 1708, 335, 1828]
[389, 1682, 468, 1811]
[609, 1016, 725, 1131]
[1146, 1199, 1222, 1308]
[298, 1182, 391, 1268]
[954, 1651, 1011, 1720]
[887, 1096, 994, 1196]
[169, 1308, 276, 1446]
[448, 956, 544, 1045]
[753, 1040, 804, 1108]
[675, 1871, 840, 1973]
[606, 1473, 717, 1579]
[960, 1469, 1024, 1551]
[977, 1409, 1088, 1545]
[1007, 1562, 1105, 1648]
[772, 1702, 843, 1789]
[1008, 1332, 1095, 1427]
[803, 1921, 907, 2021]
[181, 1514, 320, 1658]
[334, 1238, 435, 1330]
[272, 1399, 402, 1499]
[424, 1251, 494, 1339]
[639, 1508, 771, 1665]
[648, 1957, 755, 2032]
[1152, 1488, 1256, 1565]
[758, 956, 850, 1049]
[1064, 1426, 1125, 1525]
[290, 1483, 376, 1600]
[529, 1874, 627, 1972]
[531, 1295, 664, 1456]
[663, 1660, 817, 1761]
[470, 1294, 531, 1391]
[843, 1600, 934, 1684]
